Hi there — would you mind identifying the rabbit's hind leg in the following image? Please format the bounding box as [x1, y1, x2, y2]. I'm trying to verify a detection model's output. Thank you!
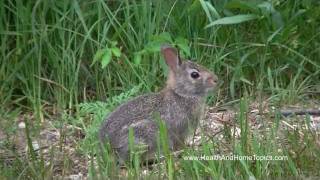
[114, 120, 158, 163]
[113, 136, 148, 165]
[131, 120, 158, 159]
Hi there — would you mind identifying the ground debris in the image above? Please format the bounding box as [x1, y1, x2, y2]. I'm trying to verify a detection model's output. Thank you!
[1, 101, 320, 179]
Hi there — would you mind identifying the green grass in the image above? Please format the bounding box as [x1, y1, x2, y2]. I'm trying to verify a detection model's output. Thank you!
[1, 0, 320, 179]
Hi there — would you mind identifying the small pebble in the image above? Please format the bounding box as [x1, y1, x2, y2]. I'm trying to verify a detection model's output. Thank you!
[18, 122, 26, 129]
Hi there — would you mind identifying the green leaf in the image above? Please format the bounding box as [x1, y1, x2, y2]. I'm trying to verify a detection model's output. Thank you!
[145, 32, 173, 53]
[101, 49, 112, 68]
[188, 0, 201, 14]
[175, 37, 190, 57]
[91, 49, 106, 66]
[111, 41, 118, 47]
[200, 0, 220, 22]
[257, 2, 275, 14]
[258, 2, 283, 28]
[151, 32, 172, 43]
[145, 41, 162, 52]
[205, 14, 259, 28]
[225, 0, 259, 13]
[200, 0, 213, 22]
[111, 47, 121, 57]
[267, 27, 283, 42]
[205, 1, 221, 19]
[240, 77, 253, 85]
[133, 52, 142, 65]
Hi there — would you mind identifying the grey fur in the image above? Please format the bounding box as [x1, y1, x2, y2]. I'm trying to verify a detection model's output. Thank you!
[99, 46, 218, 161]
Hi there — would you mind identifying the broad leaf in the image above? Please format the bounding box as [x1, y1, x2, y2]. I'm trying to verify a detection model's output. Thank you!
[151, 32, 173, 43]
[101, 49, 112, 68]
[145, 41, 163, 52]
[111, 47, 121, 57]
[175, 37, 190, 57]
[91, 49, 106, 66]
[205, 14, 258, 28]
[133, 52, 142, 65]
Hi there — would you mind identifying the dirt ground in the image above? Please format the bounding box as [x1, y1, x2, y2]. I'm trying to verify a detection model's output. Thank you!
[1, 101, 320, 179]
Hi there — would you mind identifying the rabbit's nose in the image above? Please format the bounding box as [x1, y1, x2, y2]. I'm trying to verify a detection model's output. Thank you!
[207, 74, 218, 85]
[212, 74, 218, 84]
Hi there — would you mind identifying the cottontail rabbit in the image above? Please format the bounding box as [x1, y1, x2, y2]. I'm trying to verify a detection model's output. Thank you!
[99, 45, 218, 161]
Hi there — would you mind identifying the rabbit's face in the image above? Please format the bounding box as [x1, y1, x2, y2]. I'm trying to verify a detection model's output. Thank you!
[161, 45, 218, 98]
[174, 60, 218, 98]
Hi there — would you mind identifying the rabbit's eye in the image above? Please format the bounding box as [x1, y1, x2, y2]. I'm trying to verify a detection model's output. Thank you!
[191, 71, 200, 79]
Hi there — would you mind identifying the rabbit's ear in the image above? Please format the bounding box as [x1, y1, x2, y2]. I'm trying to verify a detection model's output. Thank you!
[161, 45, 181, 72]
